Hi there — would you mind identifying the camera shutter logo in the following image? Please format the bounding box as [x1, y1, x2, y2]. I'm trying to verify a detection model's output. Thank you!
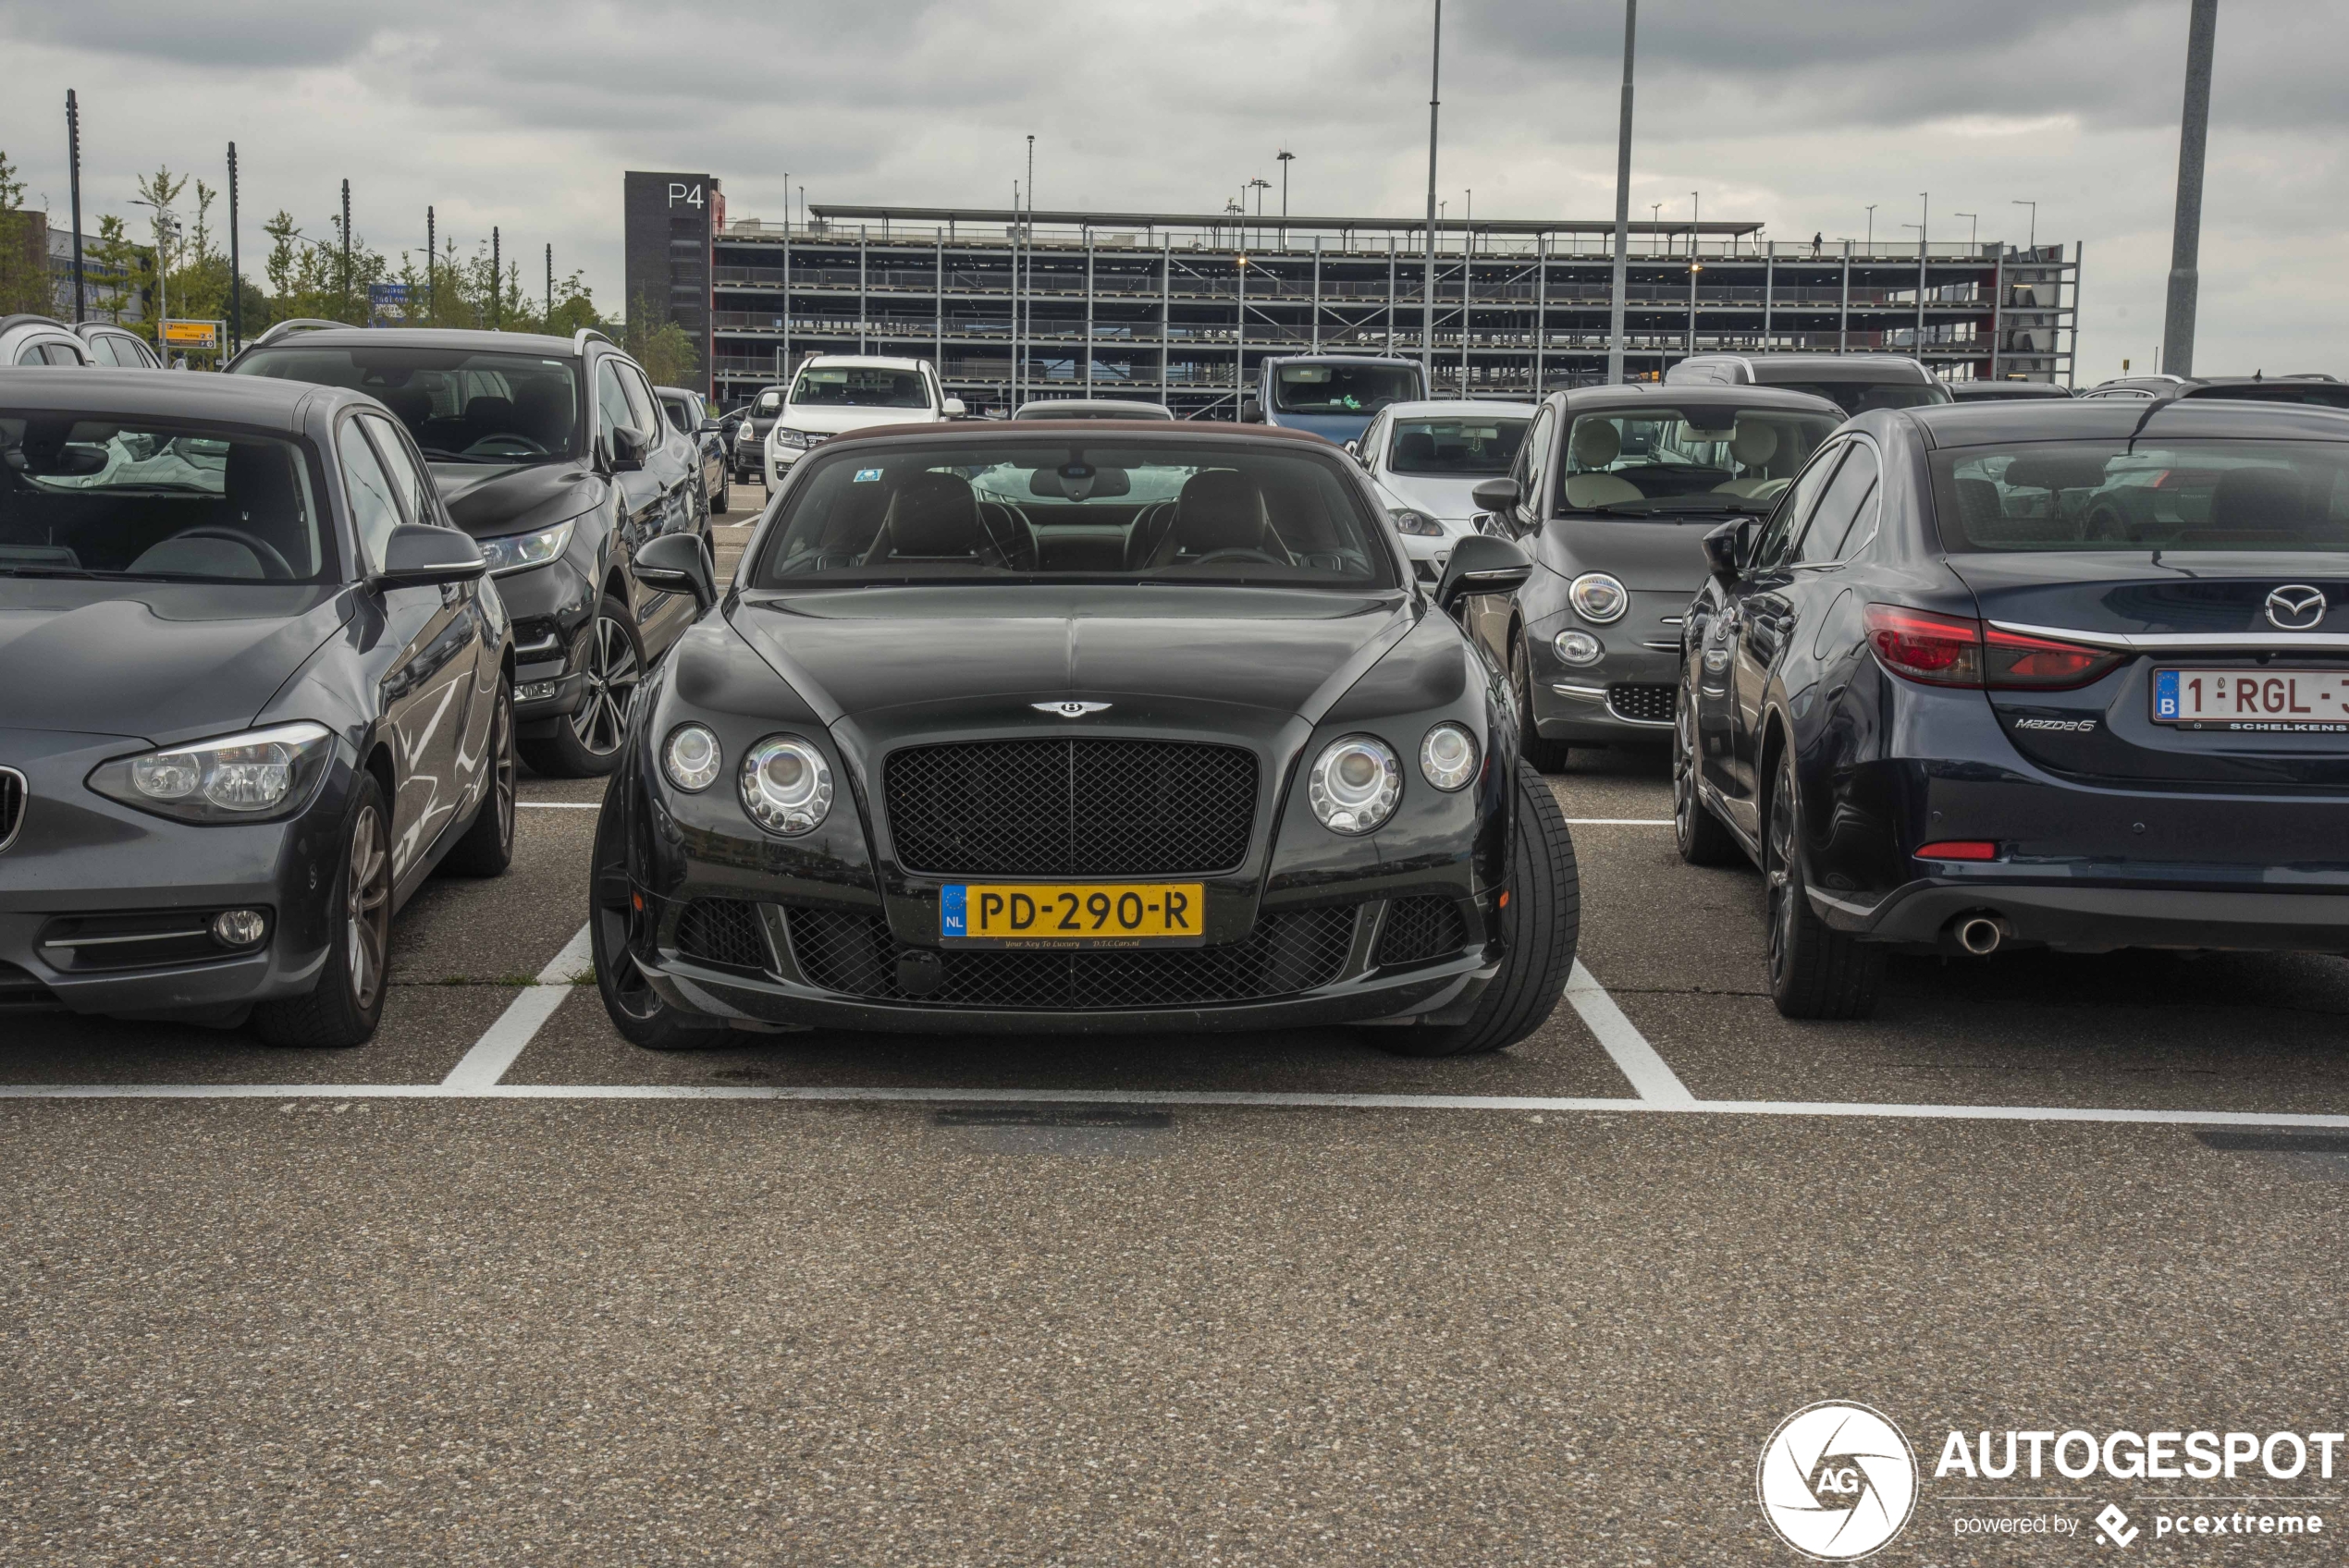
[1756, 1402, 1918, 1560]
[2265, 585, 2327, 631]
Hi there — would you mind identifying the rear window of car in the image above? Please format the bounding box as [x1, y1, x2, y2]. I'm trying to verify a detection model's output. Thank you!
[1931, 439, 2349, 552]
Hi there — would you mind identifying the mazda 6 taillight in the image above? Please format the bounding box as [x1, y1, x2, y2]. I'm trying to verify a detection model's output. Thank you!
[1863, 604, 2123, 691]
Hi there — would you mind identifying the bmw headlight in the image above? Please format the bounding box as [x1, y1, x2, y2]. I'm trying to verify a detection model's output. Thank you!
[1309, 735, 1401, 835]
[1388, 507, 1445, 537]
[89, 721, 336, 824]
[1568, 571, 1629, 625]
[477, 518, 577, 577]
[662, 724, 720, 792]
[739, 734, 831, 835]
[1554, 629, 1604, 666]
[1419, 723, 1479, 791]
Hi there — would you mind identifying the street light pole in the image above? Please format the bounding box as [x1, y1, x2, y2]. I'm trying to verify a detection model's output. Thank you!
[340, 178, 352, 320]
[1276, 149, 1294, 244]
[1421, 0, 1441, 388]
[2162, 0, 2219, 377]
[66, 91, 85, 324]
[2011, 200, 2036, 253]
[1864, 203, 1876, 251]
[227, 142, 240, 350]
[1955, 212, 1977, 251]
[1605, 0, 1636, 386]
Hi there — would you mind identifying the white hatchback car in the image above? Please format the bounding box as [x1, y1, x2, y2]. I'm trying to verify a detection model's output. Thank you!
[766, 355, 964, 487]
[1347, 398, 1539, 582]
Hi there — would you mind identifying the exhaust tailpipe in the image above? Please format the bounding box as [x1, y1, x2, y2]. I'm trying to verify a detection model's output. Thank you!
[1956, 916, 2005, 957]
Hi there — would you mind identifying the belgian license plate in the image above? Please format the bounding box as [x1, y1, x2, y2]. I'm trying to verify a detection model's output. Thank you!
[941, 882, 1207, 948]
[2152, 668, 2349, 732]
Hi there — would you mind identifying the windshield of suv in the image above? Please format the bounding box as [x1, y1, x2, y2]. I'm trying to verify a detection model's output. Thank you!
[1933, 439, 2349, 552]
[1387, 415, 1529, 476]
[0, 415, 332, 582]
[1771, 379, 1946, 415]
[1273, 363, 1419, 416]
[750, 439, 1395, 590]
[234, 346, 583, 465]
[791, 366, 929, 410]
[1558, 407, 1842, 516]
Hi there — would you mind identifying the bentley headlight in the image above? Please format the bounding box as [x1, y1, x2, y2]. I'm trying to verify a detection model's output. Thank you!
[90, 721, 336, 823]
[740, 734, 831, 835]
[477, 518, 577, 576]
[1309, 735, 1401, 835]
[662, 724, 720, 792]
[1568, 571, 1629, 625]
[1388, 507, 1445, 537]
[1554, 629, 1604, 666]
[1419, 723, 1479, 791]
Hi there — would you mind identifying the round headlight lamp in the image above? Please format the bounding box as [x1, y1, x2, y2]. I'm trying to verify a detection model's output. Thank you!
[1419, 723, 1479, 791]
[1309, 735, 1402, 835]
[662, 723, 721, 792]
[1554, 629, 1604, 667]
[1568, 571, 1630, 625]
[739, 735, 832, 836]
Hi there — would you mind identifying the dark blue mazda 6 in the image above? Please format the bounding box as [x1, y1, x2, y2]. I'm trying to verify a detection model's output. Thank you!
[1676, 397, 2349, 1017]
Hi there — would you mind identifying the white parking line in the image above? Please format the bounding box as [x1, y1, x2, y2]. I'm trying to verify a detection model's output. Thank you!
[517, 802, 601, 810]
[1567, 962, 1696, 1104]
[1563, 818, 1672, 826]
[439, 923, 594, 1089]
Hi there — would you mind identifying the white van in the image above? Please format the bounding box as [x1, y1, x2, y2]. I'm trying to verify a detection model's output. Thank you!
[765, 355, 964, 487]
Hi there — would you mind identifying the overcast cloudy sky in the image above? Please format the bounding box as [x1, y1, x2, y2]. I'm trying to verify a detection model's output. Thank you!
[3, 0, 2342, 380]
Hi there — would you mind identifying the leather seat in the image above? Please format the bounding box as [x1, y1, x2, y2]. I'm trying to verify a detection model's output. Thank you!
[1561, 420, 1643, 508]
[1394, 430, 1437, 466]
[1136, 470, 1287, 568]
[864, 472, 1004, 565]
[1711, 422, 1784, 498]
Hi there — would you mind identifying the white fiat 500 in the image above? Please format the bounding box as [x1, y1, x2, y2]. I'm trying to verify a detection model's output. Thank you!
[1347, 399, 1538, 582]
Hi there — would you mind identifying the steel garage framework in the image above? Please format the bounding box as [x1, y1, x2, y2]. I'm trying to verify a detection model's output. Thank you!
[707, 204, 2078, 416]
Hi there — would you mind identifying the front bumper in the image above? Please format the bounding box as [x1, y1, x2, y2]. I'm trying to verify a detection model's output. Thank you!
[1820, 876, 2349, 956]
[494, 557, 597, 731]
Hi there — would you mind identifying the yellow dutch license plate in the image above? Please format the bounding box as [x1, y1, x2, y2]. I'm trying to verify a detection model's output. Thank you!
[940, 882, 1206, 948]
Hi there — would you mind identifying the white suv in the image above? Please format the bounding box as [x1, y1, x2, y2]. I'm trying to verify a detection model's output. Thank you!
[766, 355, 964, 488]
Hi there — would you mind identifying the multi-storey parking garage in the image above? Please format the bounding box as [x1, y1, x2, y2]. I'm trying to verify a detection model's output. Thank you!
[674, 199, 2079, 413]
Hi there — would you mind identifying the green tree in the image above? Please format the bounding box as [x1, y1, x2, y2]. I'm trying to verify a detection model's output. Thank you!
[0, 149, 54, 316]
[623, 292, 696, 386]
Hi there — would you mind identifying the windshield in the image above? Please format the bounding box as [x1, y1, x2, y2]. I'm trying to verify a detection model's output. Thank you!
[1273, 363, 1419, 416]
[234, 346, 583, 465]
[1559, 407, 1843, 516]
[1387, 415, 1529, 477]
[749, 439, 1396, 590]
[1933, 439, 2349, 553]
[791, 366, 930, 410]
[1, 414, 332, 582]
[1769, 379, 1947, 415]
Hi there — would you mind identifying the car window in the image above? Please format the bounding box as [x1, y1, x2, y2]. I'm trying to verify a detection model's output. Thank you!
[339, 419, 406, 573]
[1516, 406, 1554, 521]
[790, 365, 930, 409]
[43, 342, 86, 366]
[1932, 438, 2349, 553]
[595, 359, 636, 442]
[660, 394, 695, 435]
[1792, 441, 1880, 564]
[617, 364, 661, 437]
[358, 412, 434, 527]
[235, 344, 583, 466]
[1271, 362, 1418, 415]
[1754, 442, 1845, 570]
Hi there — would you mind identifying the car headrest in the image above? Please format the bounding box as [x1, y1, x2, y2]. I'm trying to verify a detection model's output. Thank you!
[1396, 430, 1437, 463]
[1569, 419, 1621, 467]
[1173, 469, 1264, 553]
[880, 472, 983, 555]
[2001, 452, 2112, 492]
[463, 395, 516, 430]
[1729, 422, 1779, 467]
[511, 383, 573, 446]
[2208, 466, 2315, 529]
[1952, 476, 2003, 527]
[374, 386, 432, 427]
[225, 440, 301, 531]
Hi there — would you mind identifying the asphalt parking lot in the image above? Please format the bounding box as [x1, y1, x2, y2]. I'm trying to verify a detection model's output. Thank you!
[5, 488, 2346, 1565]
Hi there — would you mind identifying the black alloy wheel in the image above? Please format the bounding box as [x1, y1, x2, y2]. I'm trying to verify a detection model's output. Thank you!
[520, 595, 645, 778]
[253, 774, 392, 1047]
[1673, 680, 1741, 866]
[712, 465, 731, 517]
[589, 777, 707, 1050]
[1763, 742, 1883, 1019]
[443, 679, 517, 876]
[1510, 641, 1572, 774]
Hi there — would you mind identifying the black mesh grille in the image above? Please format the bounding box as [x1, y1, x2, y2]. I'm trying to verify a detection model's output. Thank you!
[1376, 897, 1470, 966]
[786, 904, 1356, 1010]
[673, 899, 771, 972]
[1606, 683, 1676, 725]
[0, 960, 58, 1011]
[883, 740, 1257, 876]
[0, 767, 21, 849]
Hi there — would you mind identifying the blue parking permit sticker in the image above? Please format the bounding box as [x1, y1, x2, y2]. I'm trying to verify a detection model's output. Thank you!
[2155, 668, 2180, 718]
[854, 468, 883, 484]
[941, 884, 967, 938]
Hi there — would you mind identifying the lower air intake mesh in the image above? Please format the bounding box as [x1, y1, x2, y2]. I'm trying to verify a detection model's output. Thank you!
[673, 899, 771, 972]
[1375, 897, 1470, 966]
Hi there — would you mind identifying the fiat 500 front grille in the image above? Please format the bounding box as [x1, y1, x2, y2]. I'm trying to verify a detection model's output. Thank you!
[883, 739, 1258, 877]
[1606, 684, 1676, 726]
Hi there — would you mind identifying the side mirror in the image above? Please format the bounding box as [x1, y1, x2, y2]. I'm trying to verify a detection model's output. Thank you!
[1342, 438, 1361, 459]
[609, 426, 647, 472]
[1433, 533, 1532, 613]
[1702, 518, 1756, 583]
[1240, 396, 1262, 423]
[940, 397, 967, 418]
[1470, 477, 1521, 515]
[633, 531, 716, 615]
[374, 524, 486, 588]
[698, 417, 723, 435]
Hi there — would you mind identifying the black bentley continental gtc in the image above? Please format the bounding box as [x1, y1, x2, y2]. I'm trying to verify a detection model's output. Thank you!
[595, 422, 1579, 1056]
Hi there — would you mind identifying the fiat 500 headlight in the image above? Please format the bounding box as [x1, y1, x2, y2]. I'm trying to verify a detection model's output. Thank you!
[89, 721, 337, 823]
[477, 518, 577, 577]
[663, 723, 720, 792]
[1568, 571, 1629, 625]
[739, 734, 832, 835]
[1419, 723, 1479, 791]
[1309, 735, 1402, 835]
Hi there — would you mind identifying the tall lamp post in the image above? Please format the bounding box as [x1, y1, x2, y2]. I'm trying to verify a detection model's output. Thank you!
[2011, 199, 2036, 253]
[1276, 149, 1294, 243]
[1421, 0, 1441, 388]
[227, 142, 240, 350]
[1605, 0, 1636, 386]
[66, 92, 86, 324]
[1864, 203, 1876, 251]
[2162, 0, 2218, 377]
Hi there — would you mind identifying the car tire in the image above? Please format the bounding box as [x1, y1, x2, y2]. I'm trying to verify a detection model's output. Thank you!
[590, 774, 714, 1051]
[1510, 642, 1572, 774]
[1673, 682, 1742, 867]
[441, 678, 517, 877]
[1375, 761, 1580, 1058]
[252, 772, 391, 1049]
[712, 467, 731, 517]
[517, 595, 644, 778]
[1764, 741, 1883, 1019]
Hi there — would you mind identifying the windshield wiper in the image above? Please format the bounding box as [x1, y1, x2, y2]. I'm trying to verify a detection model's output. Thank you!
[1574, 496, 1772, 518]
